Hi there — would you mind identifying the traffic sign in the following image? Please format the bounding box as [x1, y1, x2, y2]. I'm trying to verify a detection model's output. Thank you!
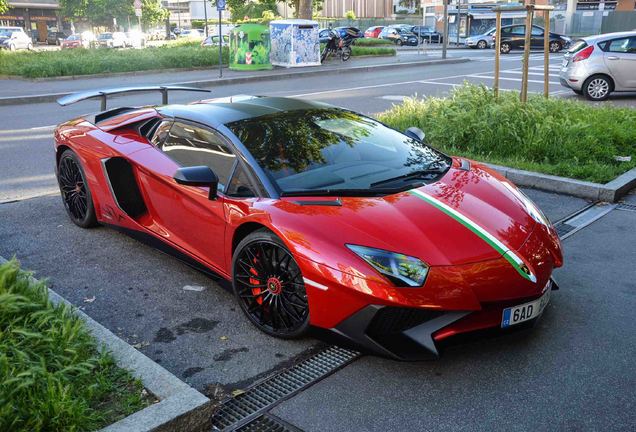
[217, 0, 226, 11]
[134, 0, 142, 8]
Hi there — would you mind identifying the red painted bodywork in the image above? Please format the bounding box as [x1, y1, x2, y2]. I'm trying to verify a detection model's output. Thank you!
[364, 27, 384, 38]
[54, 108, 563, 342]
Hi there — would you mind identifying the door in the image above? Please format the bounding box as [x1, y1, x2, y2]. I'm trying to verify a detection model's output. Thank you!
[129, 120, 237, 272]
[603, 36, 636, 90]
[508, 25, 526, 49]
[530, 26, 544, 49]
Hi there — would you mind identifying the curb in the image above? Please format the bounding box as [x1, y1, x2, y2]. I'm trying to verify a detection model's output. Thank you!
[487, 164, 636, 202]
[0, 256, 213, 432]
[0, 57, 470, 107]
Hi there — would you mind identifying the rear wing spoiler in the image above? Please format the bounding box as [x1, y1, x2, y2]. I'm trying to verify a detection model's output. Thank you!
[56, 86, 211, 111]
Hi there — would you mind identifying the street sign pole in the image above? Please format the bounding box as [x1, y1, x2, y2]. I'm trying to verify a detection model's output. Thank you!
[203, 0, 209, 37]
[217, 0, 225, 78]
[442, 0, 448, 60]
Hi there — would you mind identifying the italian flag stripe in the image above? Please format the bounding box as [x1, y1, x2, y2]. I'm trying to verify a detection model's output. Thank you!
[408, 189, 536, 283]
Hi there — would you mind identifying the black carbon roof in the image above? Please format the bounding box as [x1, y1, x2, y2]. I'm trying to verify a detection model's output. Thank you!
[157, 96, 333, 127]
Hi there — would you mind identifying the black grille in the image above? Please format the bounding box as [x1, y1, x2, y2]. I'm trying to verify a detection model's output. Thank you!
[367, 307, 443, 336]
[211, 346, 359, 431]
[236, 414, 301, 432]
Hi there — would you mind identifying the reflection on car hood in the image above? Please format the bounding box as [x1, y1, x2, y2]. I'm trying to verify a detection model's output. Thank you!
[274, 161, 537, 267]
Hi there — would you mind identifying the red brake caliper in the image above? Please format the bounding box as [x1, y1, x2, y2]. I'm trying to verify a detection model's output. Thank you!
[249, 258, 263, 305]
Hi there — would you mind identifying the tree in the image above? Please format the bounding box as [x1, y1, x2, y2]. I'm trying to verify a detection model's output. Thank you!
[344, 10, 355, 21]
[0, 0, 9, 15]
[141, 0, 169, 28]
[297, 0, 311, 19]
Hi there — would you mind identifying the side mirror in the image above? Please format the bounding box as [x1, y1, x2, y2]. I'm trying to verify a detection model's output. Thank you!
[405, 126, 426, 143]
[173, 166, 219, 200]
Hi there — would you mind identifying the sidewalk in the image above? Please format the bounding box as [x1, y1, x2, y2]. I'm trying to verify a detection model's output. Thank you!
[0, 52, 469, 104]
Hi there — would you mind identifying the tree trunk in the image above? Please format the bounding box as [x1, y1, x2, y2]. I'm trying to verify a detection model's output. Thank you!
[297, 0, 312, 19]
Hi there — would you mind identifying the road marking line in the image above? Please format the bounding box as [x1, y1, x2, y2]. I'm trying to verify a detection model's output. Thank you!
[0, 134, 52, 142]
[467, 75, 560, 85]
[0, 127, 54, 135]
[500, 71, 560, 77]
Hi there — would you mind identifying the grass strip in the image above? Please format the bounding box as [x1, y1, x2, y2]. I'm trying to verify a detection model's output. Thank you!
[0, 259, 152, 431]
[378, 83, 636, 183]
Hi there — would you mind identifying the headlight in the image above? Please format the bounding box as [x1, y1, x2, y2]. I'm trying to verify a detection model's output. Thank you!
[346, 245, 429, 287]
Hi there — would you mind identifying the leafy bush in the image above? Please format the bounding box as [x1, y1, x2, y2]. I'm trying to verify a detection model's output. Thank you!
[351, 46, 396, 56]
[378, 84, 636, 183]
[0, 259, 150, 431]
[0, 45, 230, 78]
[355, 38, 394, 46]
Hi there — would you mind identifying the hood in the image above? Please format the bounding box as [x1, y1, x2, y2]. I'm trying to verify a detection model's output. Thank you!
[273, 161, 537, 268]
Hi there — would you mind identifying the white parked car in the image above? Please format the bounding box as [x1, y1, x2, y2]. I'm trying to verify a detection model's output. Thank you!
[0, 27, 33, 51]
[125, 31, 146, 48]
[179, 29, 204, 40]
[97, 32, 127, 48]
[559, 31, 636, 101]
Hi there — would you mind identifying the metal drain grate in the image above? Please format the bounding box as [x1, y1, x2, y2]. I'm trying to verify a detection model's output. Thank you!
[211, 346, 360, 431]
[617, 203, 636, 212]
[236, 414, 301, 432]
[555, 223, 576, 238]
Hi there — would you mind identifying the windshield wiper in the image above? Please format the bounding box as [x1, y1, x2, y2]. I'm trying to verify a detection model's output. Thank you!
[370, 167, 447, 189]
[280, 188, 395, 197]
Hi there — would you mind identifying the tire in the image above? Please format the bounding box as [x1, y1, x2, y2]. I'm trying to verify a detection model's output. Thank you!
[27, 43, 33, 51]
[341, 46, 351, 61]
[396, 39, 403, 46]
[232, 229, 310, 339]
[500, 42, 511, 54]
[549, 41, 561, 53]
[477, 40, 487, 49]
[9, 43, 15, 52]
[582, 75, 612, 101]
[57, 149, 98, 228]
[573, 89, 583, 95]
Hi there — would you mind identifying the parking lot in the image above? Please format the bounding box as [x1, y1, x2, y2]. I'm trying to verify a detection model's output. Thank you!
[1, 50, 635, 430]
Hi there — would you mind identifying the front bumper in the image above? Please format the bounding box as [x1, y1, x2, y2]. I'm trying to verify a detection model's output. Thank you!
[332, 279, 557, 360]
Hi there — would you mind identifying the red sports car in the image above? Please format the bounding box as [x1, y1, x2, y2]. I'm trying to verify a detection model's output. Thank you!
[54, 87, 562, 359]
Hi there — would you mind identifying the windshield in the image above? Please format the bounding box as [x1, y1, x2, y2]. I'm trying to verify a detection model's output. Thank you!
[0, 29, 15, 37]
[228, 109, 451, 196]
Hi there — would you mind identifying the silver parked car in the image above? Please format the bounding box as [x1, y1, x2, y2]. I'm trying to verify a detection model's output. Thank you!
[559, 31, 636, 101]
[465, 27, 495, 49]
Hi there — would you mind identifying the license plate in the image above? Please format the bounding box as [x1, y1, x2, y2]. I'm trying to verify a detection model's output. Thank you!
[501, 286, 551, 328]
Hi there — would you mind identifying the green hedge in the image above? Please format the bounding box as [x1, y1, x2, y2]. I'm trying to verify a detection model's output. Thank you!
[378, 84, 636, 183]
[0, 259, 150, 431]
[0, 45, 230, 78]
[355, 38, 394, 46]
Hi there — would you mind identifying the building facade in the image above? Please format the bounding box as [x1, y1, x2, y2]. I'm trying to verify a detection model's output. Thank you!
[320, 0, 394, 18]
[0, 0, 63, 42]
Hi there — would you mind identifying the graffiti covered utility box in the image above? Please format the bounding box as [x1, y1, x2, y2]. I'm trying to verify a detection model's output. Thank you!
[229, 24, 272, 71]
[269, 19, 320, 68]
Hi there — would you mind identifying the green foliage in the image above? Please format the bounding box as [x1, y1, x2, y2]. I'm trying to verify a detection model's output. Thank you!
[350, 46, 396, 56]
[60, 0, 135, 28]
[141, 0, 170, 28]
[344, 9, 356, 21]
[378, 84, 636, 183]
[0, 259, 150, 431]
[0, 45, 230, 78]
[355, 38, 394, 46]
[227, 0, 278, 21]
[0, 0, 9, 15]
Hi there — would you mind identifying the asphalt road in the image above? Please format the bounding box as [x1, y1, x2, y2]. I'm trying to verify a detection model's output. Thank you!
[1, 50, 635, 429]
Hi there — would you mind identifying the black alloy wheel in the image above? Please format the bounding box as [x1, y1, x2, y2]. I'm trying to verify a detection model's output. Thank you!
[500, 42, 511, 54]
[549, 41, 562, 53]
[232, 230, 310, 339]
[57, 149, 98, 228]
[396, 39, 403, 46]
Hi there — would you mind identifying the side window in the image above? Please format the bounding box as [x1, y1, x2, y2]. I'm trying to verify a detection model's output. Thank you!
[226, 165, 257, 198]
[606, 37, 636, 54]
[531, 27, 543, 36]
[162, 122, 237, 193]
[150, 120, 172, 146]
[512, 26, 526, 36]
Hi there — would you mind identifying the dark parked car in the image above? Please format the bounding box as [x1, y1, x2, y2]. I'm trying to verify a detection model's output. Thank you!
[496, 24, 572, 54]
[379, 27, 419, 46]
[410, 25, 443, 43]
[334, 26, 364, 39]
[47, 30, 68, 45]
